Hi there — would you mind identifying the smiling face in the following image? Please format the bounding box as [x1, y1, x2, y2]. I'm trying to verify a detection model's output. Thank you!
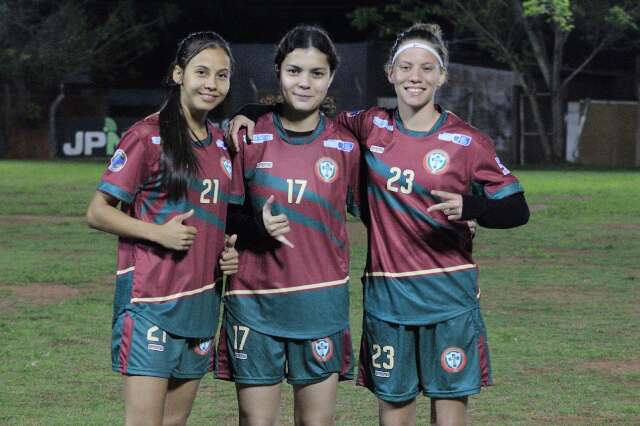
[279, 47, 334, 114]
[387, 41, 446, 112]
[173, 47, 231, 117]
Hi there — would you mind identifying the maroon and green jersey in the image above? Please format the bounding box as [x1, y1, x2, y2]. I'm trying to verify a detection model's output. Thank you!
[338, 107, 523, 325]
[226, 112, 360, 339]
[98, 114, 243, 338]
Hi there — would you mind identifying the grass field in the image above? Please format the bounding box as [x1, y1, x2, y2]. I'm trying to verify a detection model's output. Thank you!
[1, 160, 639, 425]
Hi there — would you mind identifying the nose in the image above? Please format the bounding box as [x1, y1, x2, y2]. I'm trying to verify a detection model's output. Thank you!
[297, 72, 311, 89]
[205, 75, 217, 91]
[409, 68, 423, 83]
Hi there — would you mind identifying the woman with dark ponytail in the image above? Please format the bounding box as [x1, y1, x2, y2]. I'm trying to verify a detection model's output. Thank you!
[87, 31, 243, 424]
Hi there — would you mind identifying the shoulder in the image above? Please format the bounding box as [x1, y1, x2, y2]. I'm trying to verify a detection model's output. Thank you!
[324, 118, 360, 155]
[440, 111, 495, 151]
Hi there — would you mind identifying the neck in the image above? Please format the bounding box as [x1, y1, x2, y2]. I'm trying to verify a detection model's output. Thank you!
[279, 104, 321, 132]
[397, 101, 440, 132]
[182, 106, 208, 140]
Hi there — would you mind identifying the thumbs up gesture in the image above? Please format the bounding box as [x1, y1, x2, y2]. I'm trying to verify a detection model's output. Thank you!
[262, 195, 294, 248]
[157, 209, 198, 250]
[219, 234, 239, 276]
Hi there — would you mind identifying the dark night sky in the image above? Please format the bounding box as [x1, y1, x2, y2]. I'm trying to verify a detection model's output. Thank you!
[124, 1, 636, 89]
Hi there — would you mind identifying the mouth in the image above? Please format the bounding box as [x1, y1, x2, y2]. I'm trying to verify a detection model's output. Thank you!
[404, 87, 426, 95]
[292, 93, 313, 102]
[199, 93, 219, 103]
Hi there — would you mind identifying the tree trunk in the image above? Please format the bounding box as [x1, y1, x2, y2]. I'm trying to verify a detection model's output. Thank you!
[525, 90, 553, 162]
[0, 83, 10, 158]
[636, 54, 640, 167]
[551, 90, 565, 161]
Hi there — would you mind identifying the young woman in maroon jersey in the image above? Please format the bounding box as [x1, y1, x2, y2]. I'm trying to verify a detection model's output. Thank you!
[217, 25, 360, 425]
[86, 32, 241, 425]
[229, 22, 528, 426]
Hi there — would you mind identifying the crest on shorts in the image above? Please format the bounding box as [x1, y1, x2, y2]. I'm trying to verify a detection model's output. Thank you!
[441, 347, 467, 373]
[108, 149, 127, 172]
[316, 157, 338, 183]
[193, 338, 213, 356]
[424, 149, 449, 175]
[311, 338, 334, 363]
[221, 158, 232, 178]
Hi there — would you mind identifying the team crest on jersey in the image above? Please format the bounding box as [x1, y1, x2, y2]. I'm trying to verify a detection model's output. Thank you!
[311, 338, 334, 363]
[495, 156, 511, 175]
[193, 338, 213, 356]
[151, 136, 161, 145]
[108, 149, 127, 172]
[424, 149, 449, 175]
[373, 116, 393, 131]
[220, 158, 232, 178]
[441, 347, 467, 373]
[316, 157, 338, 183]
[438, 132, 472, 146]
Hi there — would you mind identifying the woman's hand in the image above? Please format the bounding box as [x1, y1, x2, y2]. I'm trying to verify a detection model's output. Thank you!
[428, 190, 463, 221]
[225, 114, 255, 152]
[156, 210, 198, 250]
[262, 195, 294, 248]
[219, 234, 239, 276]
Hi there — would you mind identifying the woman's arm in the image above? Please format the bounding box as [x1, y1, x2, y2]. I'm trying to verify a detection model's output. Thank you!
[86, 191, 197, 251]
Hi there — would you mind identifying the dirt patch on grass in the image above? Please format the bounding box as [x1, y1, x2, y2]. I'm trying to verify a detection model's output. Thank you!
[581, 360, 640, 374]
[0, 215, 84, 225]
[4, 283, 82, 304]
[529, 203, 555, 212]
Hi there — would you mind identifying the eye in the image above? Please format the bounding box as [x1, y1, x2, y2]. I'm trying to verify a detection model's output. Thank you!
[286, 68, 299, 75]
[312, 70, 326, 78]
[217, 71, 229, 80]
[423, 65, 435, 72]
[398, 64, 410, 72]
[195, 69, 206, 77]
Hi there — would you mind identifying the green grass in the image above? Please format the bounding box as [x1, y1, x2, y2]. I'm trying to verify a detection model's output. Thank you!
[1, 161, 639, 424]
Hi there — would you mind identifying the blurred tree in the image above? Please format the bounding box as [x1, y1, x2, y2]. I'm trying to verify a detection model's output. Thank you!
[0, 0, 177, 156]
[350, 0, 640, 162]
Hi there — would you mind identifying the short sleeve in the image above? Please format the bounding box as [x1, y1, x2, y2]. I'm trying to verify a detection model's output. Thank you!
[336, 109, 371, 142]
[97, 127, 149, 204]
[471, 135, 524, 200]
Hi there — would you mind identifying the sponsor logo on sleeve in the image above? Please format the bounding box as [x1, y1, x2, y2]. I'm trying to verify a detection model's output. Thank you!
[323, 139, 354, 152]
[346, 109, 364, 117]
[441, 347, 467, 373]
[250, 133, 274, 143]
[373, 116, 393, 131]
[424, 149, 449, 175]
[108, 149, 127, 172]
[311, 338, 334, 363]
[256, 161, 273, 169]
[370, 145, 385, 154]
[221, 158, 232, 178]
[316, 157, 338, 183]
[151, 136, 161, 145]
[495, 156, 511, 175]
[438, 132, 472, 146]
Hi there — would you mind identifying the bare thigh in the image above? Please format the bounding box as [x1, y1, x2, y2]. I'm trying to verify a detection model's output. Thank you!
[162, 378, 201, 426]
[292, 373, 339, 426]
[236, 383, 282, 426]
[124, 376, 169, 426]
[430, 397, 468, 426]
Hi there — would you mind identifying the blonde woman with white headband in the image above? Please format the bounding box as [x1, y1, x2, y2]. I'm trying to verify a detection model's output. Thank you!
[228, 22, 529, 425]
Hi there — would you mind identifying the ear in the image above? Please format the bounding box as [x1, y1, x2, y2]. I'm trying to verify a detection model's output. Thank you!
[385, 65, 395, 84]
[436, 68, 447, 87]
[172, 65, 183, 85]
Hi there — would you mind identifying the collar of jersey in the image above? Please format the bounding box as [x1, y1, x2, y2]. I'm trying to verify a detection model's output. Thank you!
[394, 108, 448, 138]
[273, 112, 325, 145]
[191, 122, 212, 148]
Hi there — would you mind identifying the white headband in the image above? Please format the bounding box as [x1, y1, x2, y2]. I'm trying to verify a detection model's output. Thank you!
[391, 42, 445, 69]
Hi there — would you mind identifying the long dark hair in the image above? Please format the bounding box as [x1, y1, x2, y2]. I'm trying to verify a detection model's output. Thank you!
[274, 25, 339, 74]
[159, 31, 233, 201]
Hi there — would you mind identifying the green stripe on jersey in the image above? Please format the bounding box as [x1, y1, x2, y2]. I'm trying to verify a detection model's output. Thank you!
[252, 170, 344, 223]
[98, 181, 135, 204]
[363, 268, 479, 325]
